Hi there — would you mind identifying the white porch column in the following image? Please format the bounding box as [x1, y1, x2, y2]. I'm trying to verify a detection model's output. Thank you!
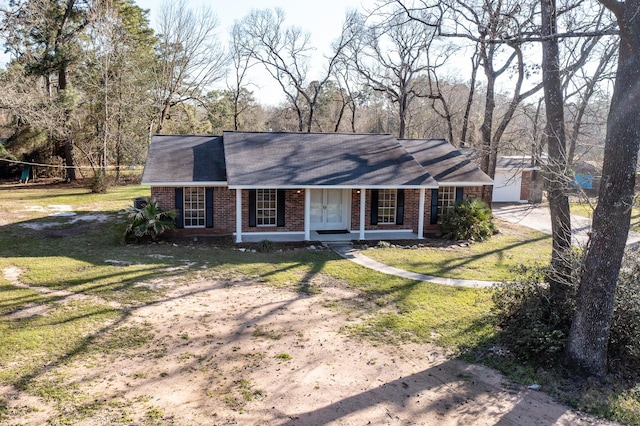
[359, 188, 366, 240]
[304, 188, 311, 241]
[235, 189, 242, 243]
[418, 188, 426, 239]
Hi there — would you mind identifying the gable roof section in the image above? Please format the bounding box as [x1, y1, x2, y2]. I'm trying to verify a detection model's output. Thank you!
[399, 138, 493, 186]
[223, 131, 438, 188]
[141, 135, 226, 185]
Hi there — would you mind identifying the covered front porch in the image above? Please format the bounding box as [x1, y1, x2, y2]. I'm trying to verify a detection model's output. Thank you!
[233, 187, 429, 243]
[238, 229, 422, 243]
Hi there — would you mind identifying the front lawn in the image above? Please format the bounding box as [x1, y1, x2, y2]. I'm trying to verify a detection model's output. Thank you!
[0, 183, 635, 425]
[362, 220, 552, 281]
[570, 201, 640, 232]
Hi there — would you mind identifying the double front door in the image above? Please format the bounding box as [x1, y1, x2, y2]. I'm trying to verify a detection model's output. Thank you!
[310, 189, 350, 230]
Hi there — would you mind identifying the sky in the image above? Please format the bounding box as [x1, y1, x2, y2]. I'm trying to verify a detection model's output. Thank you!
[136, 0, 369, 103]
[0, 0, 368, 104]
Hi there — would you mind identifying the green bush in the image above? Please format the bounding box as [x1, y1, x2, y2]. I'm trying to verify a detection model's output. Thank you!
[492, 249, 640, 373]
[441, 199, 497, 242]
[492, 265, 575, 366]
[124, 198, 176, 243]
[609, 251, 640, 373]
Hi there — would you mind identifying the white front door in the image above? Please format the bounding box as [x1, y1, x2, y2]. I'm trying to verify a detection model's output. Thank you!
[310, 189, 350, 230]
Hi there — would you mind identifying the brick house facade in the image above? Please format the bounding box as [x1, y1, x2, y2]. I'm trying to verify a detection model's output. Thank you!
[143, 132, 493, 242]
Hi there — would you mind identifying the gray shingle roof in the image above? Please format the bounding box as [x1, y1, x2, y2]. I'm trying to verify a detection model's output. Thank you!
[222, 131, 438, 188]
[496, 156, 540, 170]
[141, 135, 226, 185]
[399, 138, 493, 185]
[142, 133, 491, 188]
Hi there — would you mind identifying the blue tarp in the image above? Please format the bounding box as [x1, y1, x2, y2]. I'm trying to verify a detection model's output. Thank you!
[574, 173, 593, 189]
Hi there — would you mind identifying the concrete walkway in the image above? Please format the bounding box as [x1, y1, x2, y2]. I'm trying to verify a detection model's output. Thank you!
[328, 244, 499, 288]
[492, 203, 640, 247]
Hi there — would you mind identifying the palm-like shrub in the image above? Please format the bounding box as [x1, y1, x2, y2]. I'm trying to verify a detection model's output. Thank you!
[441, 198, 497, 242]
[124, 198, 176, 242]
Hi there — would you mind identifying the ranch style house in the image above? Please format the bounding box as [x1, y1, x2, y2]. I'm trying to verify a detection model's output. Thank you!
[141, 131, 493, 242]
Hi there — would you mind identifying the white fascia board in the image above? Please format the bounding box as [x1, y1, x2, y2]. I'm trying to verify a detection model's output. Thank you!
[228, 184, 438, 190]
[144, 181, 228, 187]
[358, 229, 414, 234]
[495, 167, 541, 171]
[437, 182, 494, 187]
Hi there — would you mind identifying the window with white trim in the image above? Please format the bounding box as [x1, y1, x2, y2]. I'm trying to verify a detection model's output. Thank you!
[438, 186, 457, 218]
[257, 189, 277, 226]
[184, 187, 205, 228]
[377, 189, 397, 224]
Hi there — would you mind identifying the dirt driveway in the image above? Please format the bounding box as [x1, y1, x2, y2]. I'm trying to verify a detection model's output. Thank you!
[4, 268, 615, 425]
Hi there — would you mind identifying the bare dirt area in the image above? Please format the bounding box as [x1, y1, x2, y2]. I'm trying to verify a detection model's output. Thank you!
[3, 268, 616, 425]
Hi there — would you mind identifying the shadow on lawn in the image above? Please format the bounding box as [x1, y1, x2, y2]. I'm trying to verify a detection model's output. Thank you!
[0, 203, 590, 424]
[400, 233, 552, 278]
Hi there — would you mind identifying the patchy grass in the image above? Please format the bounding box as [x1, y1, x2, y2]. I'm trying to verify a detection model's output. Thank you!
[570, 202, 595, 218]
[0, 183, 636, 424]
[362, 221, 551, 281]
[571, 201, 640, 233]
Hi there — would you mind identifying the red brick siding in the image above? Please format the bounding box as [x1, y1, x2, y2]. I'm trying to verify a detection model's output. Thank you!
[463, 186, 485, 201]
[151, 187, 175, 211]
[241, 189, 306, 233]
[151, 186, 236, 234]
[214, 187, 236, 233]
[349, 189, 434, 233]
[520, 170, 532, 201]
[150, 186, 490, 237]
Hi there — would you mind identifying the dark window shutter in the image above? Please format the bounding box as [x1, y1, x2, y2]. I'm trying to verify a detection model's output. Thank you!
[175, 188, 184, 229]
[277, 189, 285, 227]
[370, 189, 379, 225]
[248, 189, 256, 227]
[430, 189, 439, 225]
[396, 189, 405, 225]
[205, 188, 214, 228]
[456, 187, 464, 201]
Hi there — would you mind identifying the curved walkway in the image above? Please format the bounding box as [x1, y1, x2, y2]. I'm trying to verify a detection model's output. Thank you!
[328, 244, 499, 288]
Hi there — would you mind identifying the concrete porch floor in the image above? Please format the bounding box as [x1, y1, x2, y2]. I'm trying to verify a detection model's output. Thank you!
[239, 230, 421, 243]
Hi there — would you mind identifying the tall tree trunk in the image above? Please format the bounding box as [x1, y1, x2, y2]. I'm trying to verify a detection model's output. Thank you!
[565, 0, 640, 377]
[460, 47, 480, 147]
[59, 63, 77, 181]
[541, 0, 572, 300]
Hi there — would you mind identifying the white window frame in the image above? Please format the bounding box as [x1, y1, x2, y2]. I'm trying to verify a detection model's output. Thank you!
[184, 186, 206, 228]
[378, 189, 397, 224]
[438, 186, 457, 218]
[257, 189, 277, 226]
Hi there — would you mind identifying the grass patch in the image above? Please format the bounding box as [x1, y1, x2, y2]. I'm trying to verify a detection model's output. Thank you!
[571, 201, 640, 233]
[362, 222, 551, 281]
[275, 353, 292, 360]
[570, 202, 595, 218]
[0, 184, 635, 424]
[0, 300, 121, 386]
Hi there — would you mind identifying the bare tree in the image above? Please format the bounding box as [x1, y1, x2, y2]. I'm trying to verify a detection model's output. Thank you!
[563, 37, 617, 165]
[152, 0, 227, 134]
[227, 22, 257, 131]
[459, 44, 480, 147]
[235, 8, 357, 132]
[540, 0, 572, 300]
[343, 7, 446, 138]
